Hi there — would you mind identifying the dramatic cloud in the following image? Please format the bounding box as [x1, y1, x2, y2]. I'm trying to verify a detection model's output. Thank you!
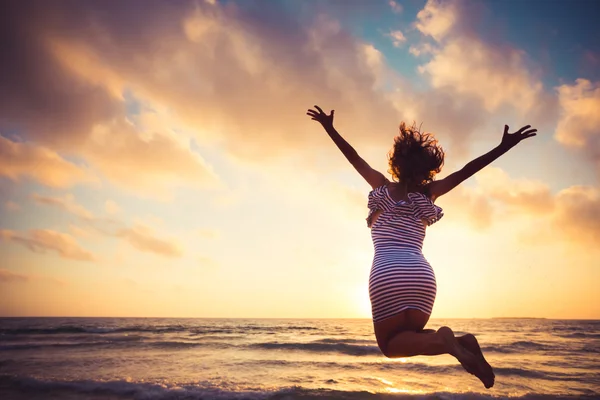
[0, 229, 95, 261]
[418, 39, 546, 114]
[413, 0, 554, 120]
[116, 224, 183, 258]
[0, 0, 404, 169]
[0, 136, 96, 188]
[0, 1, 217, 196]
[555, 79, 600, 173]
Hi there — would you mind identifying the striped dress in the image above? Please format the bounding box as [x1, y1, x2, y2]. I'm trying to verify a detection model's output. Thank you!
[367, 184, 444, 323]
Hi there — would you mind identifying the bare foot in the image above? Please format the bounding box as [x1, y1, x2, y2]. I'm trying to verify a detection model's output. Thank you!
[458, 334, 495, 388]
[437, 327, 492, 389]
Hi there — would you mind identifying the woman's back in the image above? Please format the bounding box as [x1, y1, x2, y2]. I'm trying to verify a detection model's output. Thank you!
[367, 184, 443, 253]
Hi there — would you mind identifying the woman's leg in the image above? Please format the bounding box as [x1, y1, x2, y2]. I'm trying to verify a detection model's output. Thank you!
[419, 329, 495, 383]
[373, 309, 494, 388]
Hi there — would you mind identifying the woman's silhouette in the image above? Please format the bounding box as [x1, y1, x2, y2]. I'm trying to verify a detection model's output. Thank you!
[307, 105, 537, 388]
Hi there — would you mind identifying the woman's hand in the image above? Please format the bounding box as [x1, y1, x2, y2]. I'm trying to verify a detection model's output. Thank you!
[307, 105, 334, 128]
[500, 124, 537, 149]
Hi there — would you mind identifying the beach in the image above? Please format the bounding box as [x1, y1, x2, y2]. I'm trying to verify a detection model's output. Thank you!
[0, 317, 598, 399]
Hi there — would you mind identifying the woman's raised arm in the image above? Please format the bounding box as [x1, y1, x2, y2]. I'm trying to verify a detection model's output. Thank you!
[307, 105, 387, 189]
[427, 124, 537, 200]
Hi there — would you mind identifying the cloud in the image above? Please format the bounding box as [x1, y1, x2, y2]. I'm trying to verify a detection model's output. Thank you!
[0, 136, 96, 188]
[555, 79, 600, 173]
[68, 224, 95, 239]
[32, 192, 125, 236]
[31, 192, 183, 257]
[32, 193, 94, 220]
[81, 117, 218, 198]
[0, 229, 95, 261]
[0, 269, 28, 283]
[116, 224, 183, 258]
[388, 30, 406, 47]
[414, 0, 552, 117]
[552, 185, 600, 246]
[0, 0, 538, 189]
[390, 87, 487, 157]
[0, 1, 217, 196]
[388, 0, 403, 14]
[0, 268, 66, 286]
[473, 168, 555, 215]
[1, 0, 404, 168]
[436, 185, 494, 230]
[437, 167, 599, 247]
[415, 0, 458, 41]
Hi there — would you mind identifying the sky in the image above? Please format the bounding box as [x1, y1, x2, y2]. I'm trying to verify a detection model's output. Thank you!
[1, 0, 599, 319]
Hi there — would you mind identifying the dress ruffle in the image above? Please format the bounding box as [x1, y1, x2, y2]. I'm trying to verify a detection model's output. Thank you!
[367, 185, 444, 227]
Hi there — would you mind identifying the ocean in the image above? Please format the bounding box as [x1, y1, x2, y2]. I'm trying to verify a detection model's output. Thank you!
[0, 318, 598, 399]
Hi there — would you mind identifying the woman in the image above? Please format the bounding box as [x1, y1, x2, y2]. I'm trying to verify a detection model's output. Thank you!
[307, 105, 537, 389]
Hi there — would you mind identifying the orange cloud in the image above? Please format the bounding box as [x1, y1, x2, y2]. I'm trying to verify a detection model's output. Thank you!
[552, 185, 600, 246]
[32, 193, 94, 220]
[0, 136, 96, 188]
[555, 79, 600, 173]
[0, 268, 67, 286]
[31, 192, 183, 257]
[436, 185, 494, 230]
[0, 0, 525, 187]
[0, 229, 95, 261]
[437, 167, 599, 247]
[33, 2, 403, 162]
[473, 168, 555, 215]
[116, 224, 183, 258]
[82, 117, 218, 198]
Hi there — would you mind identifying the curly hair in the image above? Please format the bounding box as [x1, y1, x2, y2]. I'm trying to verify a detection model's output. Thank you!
[387, 122, 445, 187]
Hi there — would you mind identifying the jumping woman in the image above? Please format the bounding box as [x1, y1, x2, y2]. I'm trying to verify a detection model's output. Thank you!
[307, 105, 537, 389]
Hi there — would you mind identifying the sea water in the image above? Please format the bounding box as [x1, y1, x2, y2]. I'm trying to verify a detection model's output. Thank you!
[0, 318, 598, 399]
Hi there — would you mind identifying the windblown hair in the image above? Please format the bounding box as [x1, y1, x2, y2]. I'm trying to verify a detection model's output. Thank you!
[387, 122, 445, 187]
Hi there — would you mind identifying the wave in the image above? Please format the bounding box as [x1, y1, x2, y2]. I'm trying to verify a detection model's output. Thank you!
[557, 332, 600, 339]
[314, 338, 376, 345]
[0, 339, 235, 351]
[3, 336, 594, 358]
[250, 341, 382, 356]
[0, 326, 187, 335]
[0, 375, 594, 400]
[0, 324, 321, 336]
[481, 340, 556, 354]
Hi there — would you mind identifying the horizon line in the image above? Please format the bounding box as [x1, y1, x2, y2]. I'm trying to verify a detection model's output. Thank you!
[0, 316, 598, 320]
